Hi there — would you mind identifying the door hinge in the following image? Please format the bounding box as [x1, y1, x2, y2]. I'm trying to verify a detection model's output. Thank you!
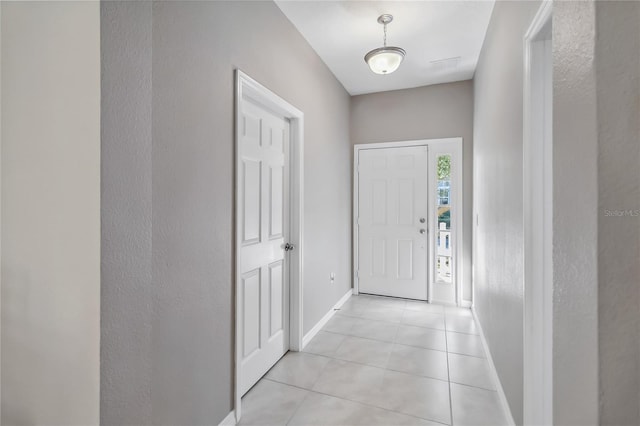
[356, 270, 360, 278]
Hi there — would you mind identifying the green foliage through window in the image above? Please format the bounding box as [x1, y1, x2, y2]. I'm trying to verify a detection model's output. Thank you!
[437, 155, 451, 181]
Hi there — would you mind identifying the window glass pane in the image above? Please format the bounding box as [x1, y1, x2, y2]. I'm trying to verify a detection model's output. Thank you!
[436, 154, 452, 284]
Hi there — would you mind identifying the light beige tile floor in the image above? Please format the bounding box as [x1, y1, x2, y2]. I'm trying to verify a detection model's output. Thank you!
[239, 294, 510, 426]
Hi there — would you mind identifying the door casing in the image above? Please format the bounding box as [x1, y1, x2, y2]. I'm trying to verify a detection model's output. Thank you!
[234, 70, 304, 422]
[522, 2, 553, 424]
[353, 138, 464, 305]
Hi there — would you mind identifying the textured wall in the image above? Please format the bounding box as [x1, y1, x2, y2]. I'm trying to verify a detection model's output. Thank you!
[552, 2, 600, 424]
[101, 2, 153, 425]
[1, 2, 100, 424]
[101, 1, 351, 424]
[472, 1, 541, 423]
[350, 81, 474, 304]
[595, 1, 640, 424]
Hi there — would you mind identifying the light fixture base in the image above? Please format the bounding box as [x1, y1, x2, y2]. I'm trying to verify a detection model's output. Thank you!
[377, 14, 393, 25]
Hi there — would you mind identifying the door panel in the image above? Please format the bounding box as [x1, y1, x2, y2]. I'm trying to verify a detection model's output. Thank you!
[358, 146, 429, 300]
[243, 160, 262, 244]
[242, 269, 261, 358]
[239, 99, 290, 396]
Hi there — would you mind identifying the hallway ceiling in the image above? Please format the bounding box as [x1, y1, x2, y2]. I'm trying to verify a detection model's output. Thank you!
[275, 1, 495, 96]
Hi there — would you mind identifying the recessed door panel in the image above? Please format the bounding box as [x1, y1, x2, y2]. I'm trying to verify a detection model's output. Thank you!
[243, 160, 262, 245]
[243, 114, 262, 149]
[371, 238, 386, 277]
[269, 261, 284, 337]
[397, 239, 414, 280]
[371, 180, 387, 225]
[269, 165, 284, 239]
[397, 179, 414, 225]
[242, 269, 261, 358]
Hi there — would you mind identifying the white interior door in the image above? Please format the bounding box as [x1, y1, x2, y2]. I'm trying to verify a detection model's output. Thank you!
[357, 146, 429, 300]
[238, 98, 290, 396]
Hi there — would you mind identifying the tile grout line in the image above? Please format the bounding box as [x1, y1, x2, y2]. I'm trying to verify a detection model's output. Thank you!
[319, 327, 486, 359]
[444, 310, 455, 426]
[263, 378, 451, 426]
[271, 352, 501, 394]
[336, 310, 480, 336]
[283, 391, 312, 426]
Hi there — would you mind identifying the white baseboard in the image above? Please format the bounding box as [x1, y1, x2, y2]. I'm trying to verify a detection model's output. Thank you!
[471, 308, 516, 426]
[301, 289, 352, 349]
[460, 300, 472, 308]
[219, 410, 236, 426]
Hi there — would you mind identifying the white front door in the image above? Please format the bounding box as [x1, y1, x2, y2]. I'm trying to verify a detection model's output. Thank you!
[238, 98, 290, 396]
[357, 146, 429, 300]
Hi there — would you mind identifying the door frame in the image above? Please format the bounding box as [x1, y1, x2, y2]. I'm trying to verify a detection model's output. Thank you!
[234, 70, 304, 422]
[353, 138, 463, 304]
[522, 2, 553, 425]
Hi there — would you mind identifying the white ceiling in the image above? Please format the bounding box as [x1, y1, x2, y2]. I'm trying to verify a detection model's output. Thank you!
[275, 1, 495, 96]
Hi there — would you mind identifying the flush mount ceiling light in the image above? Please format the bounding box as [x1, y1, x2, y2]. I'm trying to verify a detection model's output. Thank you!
[364, 14, 406, 75]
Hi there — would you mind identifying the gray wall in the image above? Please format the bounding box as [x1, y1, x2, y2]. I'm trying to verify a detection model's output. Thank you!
[595, 1, 640, 424]
[552, 2, 600, 424]
[351, 81, 474, 304]
[101, 2, 153, 425]
[1, 2, 101, 424]
[101, 1, 352, 424]
[475, 2, 640, 424]
[472, 1, 541, 423]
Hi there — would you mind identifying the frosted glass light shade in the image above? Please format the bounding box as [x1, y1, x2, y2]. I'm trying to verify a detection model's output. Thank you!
[365, 47, 406, 75]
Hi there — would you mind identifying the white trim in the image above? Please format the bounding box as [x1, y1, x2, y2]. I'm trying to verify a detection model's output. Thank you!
[218, 410, 236, 426]
[234, 69, 304, 422]
[301, 289, 352, 348]
[460, 300, 472, 308]
[353, 138, 464, 306]
[471, 308, 516, 426]
[522, 2, 553, 425]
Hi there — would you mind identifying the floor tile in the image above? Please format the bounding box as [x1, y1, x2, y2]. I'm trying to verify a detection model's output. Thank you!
[265, 352, 330, 389]
[312, 359, 386, 402]
[444, 306, 473, 318]
[355, 306, 405, 323]
[349, 317, 399, 342]
[239, 380, 308, 426]
[334, 335, 394, 368]
[446, 331, 485, 358]
[287, 392, 436, 425]
[395, 324, 447, 351]
[338, 297, 370, 314]
[241, 297, 511, 426]
[386, 344, 449, 381]
[365, 295, 408, 310]
[402, 310, 446, 330]
[303, 331, 346, 357]
[405, 300, 445, 314]
[368, 369, 452, 424]
[448, 353, 496, 390]
[445, 315, 478, 335]
[450, 383, 509, 426]
[313, 360, 451, 424]
[323, 314, 358, 334]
